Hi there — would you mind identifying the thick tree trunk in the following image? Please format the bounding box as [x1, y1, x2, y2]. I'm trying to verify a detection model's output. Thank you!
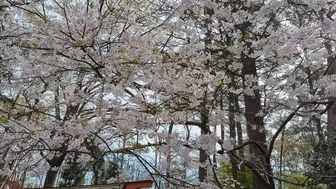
[44, 90, 75, 188]
[324, 38, 336, 189]
[198, 3, 212, 183]
[198, 114, 208, 182]
[326, 55, 336, 189]
[242, 56, 274, 189]
[327, 103, 336, 189]
[228, 77, 238, 180]
[234, 95, 244, 159]
[44, 171, 58, 188]
[198, 90, 210, 182]
[199, 143, 207, 182]
[44, 153, 66, 188]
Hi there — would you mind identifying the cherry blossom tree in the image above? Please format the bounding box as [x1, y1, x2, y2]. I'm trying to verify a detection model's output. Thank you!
[1, 0, 336, 189]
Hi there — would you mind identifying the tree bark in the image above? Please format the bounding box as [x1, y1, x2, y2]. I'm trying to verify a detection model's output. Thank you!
[228, 75, 238, 180]
[242, 56, 274, 189]
[234, 95, 244, 159]
[324, 36, 336, 189]
[199, 113, 209, 182]
[44, 153, 66, 188]
[165, 123, 173, 188]
[327, 56, 336, 189]
[198, 3, 213, 183]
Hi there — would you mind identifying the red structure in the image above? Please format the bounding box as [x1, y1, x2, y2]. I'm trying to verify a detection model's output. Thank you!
[6, 179, 23, 189]
[122, 180, 153, 189]
[7, 179, 153, 189]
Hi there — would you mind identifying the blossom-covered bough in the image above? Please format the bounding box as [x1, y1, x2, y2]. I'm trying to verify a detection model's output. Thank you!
[1, 0, 336, 189]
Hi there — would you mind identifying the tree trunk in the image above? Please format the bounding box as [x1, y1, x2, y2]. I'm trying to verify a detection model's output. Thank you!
[234, 95, 244, 160]
[278, 129, 285, 189]
[327, 57, 336, 189]
[198, 3, 212, 183]
[324, 38, 336, 189]
[228, 76, 238, 180]
[165, 123, 173, 188]
[242, 56, 274, 189]
[198, 91, 210, 182]
[199, 131, 207, 183]
[44, 153, 66, 188]
[199, 113, 208, 182]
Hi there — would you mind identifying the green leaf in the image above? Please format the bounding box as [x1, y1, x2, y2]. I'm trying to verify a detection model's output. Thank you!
[133, 59, 140, 64]
[244, 33, 250, 39]
[21, 40, 37, 48]
[82, 121, 88, 128]
[31, 59, 38, 67]
[155, 107, 163, 113]
[117, 49, 125, 54]
[32, 42, 38, 48]
[153, 47, 160, 54]
[0, 117, 8, 125]
[162, 54, 169, 63]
